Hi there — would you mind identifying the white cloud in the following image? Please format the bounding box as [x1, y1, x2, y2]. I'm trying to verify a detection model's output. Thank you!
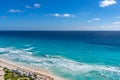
[63, 14, 75, 17]
[50, 13, 75, 17]
[100, 0, 116, 7]
[25, 5, 32, 8]
[113, 22, 120, 25]
[88, 18, 101, 22]
[8, 9, 22, 13]
[26, 3, 40, 9]
[88, 20, 92, 22]
[92, 18, 101, 21]
[34, 3, 40, 8]
[53, 13, 60, 17]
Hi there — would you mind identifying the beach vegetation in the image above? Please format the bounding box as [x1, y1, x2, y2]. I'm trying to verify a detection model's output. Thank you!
[3, 68, 31, 80]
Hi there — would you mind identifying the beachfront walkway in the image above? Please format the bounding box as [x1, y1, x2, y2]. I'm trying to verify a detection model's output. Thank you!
[0, 66, 4, 80]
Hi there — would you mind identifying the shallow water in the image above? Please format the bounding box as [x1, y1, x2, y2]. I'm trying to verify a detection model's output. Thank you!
[0, 31, 120, 80]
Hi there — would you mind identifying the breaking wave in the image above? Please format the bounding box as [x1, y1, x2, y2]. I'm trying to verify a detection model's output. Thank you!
[0, 47, 120, 79]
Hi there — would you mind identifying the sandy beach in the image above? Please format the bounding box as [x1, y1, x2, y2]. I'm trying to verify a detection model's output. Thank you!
[0, 66, 4, 80]
[0, 58, 64, 80]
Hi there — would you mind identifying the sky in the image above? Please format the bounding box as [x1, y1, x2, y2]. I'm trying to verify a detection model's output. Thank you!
[0, 0, 120, 30]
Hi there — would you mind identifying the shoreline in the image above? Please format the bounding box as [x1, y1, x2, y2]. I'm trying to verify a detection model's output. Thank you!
[0, 58, 65, 80]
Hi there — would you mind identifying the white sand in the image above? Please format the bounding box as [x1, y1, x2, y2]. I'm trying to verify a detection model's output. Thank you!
[0, 66, 4, 80]
[0, 59, 65, 80]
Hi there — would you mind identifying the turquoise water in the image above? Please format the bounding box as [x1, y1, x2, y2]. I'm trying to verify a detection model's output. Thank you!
[0, 31, 120, 80]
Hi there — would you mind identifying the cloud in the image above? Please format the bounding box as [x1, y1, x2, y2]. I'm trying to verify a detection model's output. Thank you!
[63, 14, 75, 17]
[52, 13, 60, 17]
[25, 3, 40, 9]
[88, 20, 92, 22]
[92, 18, 101, 21]
[50, 13, 75, 17]
[25, 5, 32, 8]
[34, 3, 40, 8]
[113, 22, 120, 25]
[88, 18, 101, 22]
[8, 9, 22, 13]
[100, 0, 117, 7]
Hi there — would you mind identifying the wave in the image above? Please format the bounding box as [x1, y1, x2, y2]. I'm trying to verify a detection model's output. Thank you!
[23, 47, 34, 51]
[24, 44, 32, 47]
[0, 47, 33, 54]
[0, 47, 120, 79]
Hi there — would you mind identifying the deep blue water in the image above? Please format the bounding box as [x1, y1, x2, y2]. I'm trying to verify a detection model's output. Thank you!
[0, 31, 120, 80]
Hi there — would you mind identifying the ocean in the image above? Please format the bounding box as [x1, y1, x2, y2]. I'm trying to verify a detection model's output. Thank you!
[0, 31, 120, 80]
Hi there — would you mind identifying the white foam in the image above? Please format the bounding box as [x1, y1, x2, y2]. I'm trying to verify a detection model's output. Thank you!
[0, 47, 120, 76]
[23, 47, 34, 51]
[0, 48, 7, 52]
[0, 47, 32, 55]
